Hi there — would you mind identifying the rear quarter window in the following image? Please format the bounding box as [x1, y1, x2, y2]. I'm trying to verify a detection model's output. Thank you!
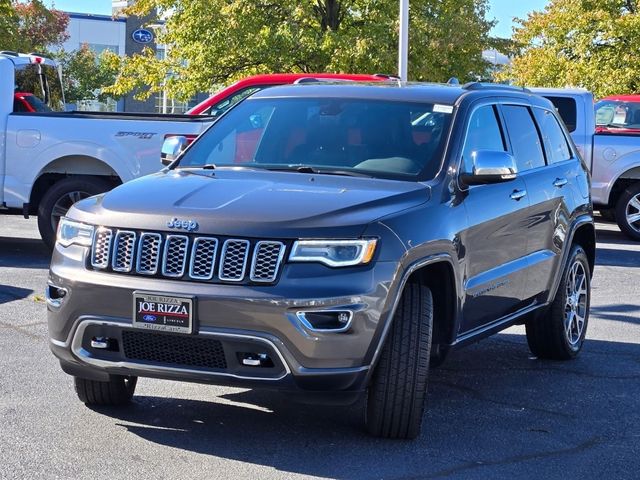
[533, 108, 572, 163]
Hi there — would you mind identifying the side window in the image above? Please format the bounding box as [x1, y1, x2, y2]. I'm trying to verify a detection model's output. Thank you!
[212, 87, 264, 115]
[462, 105, 505, 173]
[533, 108, 572, 163]
[502, 105, 546, 172]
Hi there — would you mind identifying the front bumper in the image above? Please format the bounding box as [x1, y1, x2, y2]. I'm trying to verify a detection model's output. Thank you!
[47, 244, 399, 395]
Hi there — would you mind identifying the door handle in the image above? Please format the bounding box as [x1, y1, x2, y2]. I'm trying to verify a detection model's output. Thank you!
[510, 189, 527, 201]
[553, 177, 568, 188]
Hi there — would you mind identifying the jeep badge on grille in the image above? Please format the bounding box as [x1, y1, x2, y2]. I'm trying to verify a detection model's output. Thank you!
[167, 218, 198, 232]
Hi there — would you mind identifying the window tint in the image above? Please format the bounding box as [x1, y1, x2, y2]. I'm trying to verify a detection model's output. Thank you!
[462, 105, 505, 173]
[14, 64, 64, 112]
[544, 96, 577, 132]
[533, 108, 572, 163]
[502, 105, 546, 172]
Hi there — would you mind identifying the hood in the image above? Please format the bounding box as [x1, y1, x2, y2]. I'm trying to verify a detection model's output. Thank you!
[71, 169, 430, 238]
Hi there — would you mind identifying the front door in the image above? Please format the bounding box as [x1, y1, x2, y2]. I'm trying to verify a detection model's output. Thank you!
[458, 104, 530, 334]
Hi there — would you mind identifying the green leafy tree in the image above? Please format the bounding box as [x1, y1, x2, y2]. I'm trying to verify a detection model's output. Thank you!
[105, 0, 495, 101]
[55, 45, 120, 104]
[501, 0, 640, 97]
[0, 0, 69, 53]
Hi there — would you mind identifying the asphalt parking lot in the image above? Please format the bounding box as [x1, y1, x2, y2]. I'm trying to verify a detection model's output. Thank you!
[0, 216, 638, 480]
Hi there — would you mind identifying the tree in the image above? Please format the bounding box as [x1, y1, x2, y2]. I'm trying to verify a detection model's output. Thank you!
[55, 45, 120, 104]
[501, 0, 640, 97]
[105, 0, 495, 101]
[0, 0, 69, 53]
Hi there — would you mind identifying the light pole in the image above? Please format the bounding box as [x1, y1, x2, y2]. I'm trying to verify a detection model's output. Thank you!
[398, 0, 409, 82]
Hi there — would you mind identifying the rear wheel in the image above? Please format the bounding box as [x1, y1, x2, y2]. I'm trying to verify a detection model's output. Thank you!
[37, 176, 112, 249]
[74, 375, 137, 406]
[615, 182, 640, 241]
[365, 283, 433, 439]
[526, 245, 590, 360]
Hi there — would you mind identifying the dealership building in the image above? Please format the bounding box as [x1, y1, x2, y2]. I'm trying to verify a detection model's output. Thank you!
[59, 2, 206, 113]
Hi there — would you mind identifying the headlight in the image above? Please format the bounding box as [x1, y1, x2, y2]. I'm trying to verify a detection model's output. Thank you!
[289, 239, 377, 267]
[56, 217, 94, 248]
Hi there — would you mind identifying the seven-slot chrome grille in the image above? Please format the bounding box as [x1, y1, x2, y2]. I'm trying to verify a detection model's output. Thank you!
[90, 228, 286, 284]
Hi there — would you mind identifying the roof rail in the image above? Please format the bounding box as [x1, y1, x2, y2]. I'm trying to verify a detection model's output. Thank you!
[0, 51, 19, 57]
[462, 82, 531, 93]
[447, 77, 460, 86]
[293, 77, 357, 84]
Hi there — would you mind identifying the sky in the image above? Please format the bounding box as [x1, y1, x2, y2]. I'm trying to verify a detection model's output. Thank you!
[47, 0, 549, 39]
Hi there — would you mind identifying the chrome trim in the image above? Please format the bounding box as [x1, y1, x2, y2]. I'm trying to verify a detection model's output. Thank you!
[136, 232, 162, 275]
[111, 230, 137, 273]
[218, 239, 250, 282]
[90, 227, 113, 269]
[70, 319, 291, 381]
[161, 234, 189, 278]
[188, 237, 218, 280]
[295, 310, 354, 333]
[250, 241, 286, 283]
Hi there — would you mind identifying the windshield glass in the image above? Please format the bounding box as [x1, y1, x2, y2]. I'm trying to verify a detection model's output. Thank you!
[14, 64, 65, 112]
[595, 100, 640, 129]
[178, 97, 453, 181]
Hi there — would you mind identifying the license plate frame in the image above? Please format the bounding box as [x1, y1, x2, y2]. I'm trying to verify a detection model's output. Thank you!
[132, 291, 194, 334]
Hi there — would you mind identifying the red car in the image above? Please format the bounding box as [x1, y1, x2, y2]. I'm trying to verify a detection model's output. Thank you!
[186, 73, 393, 115]
[13, 92, 51, 113]
[595, 94, 640, 134]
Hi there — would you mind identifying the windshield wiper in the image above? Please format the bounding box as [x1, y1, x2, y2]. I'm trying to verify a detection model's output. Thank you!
[264, 165, 373, 178]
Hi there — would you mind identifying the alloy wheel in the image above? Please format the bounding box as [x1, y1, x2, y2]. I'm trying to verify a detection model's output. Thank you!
[50, 190, 91, 232]
[564, 260, 588, 347]
[625, 193, 640, 233]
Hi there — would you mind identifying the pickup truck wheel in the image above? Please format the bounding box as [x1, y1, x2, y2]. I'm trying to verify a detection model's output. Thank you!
[38, 177, 112, 249]
[74, 375, 137, 406]
[525, 245, 590, 360]
[365, 283, 433, 439]
[615, 183, 640, 241]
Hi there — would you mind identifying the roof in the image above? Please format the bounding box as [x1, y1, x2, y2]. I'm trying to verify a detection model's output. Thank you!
[600, 94, 640, 102]
[0, 52, 57, 67]
[67, 12, 126, 22]
[251, 82, 468, 104]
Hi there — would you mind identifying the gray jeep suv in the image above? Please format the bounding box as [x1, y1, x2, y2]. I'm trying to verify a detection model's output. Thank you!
[47, 82, 595, 439]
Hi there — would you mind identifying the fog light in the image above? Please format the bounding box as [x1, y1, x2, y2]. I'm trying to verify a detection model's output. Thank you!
[296, 310, 353, 332]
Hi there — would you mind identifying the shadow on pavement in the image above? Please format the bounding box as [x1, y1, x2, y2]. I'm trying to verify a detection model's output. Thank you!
[0, 236, 50, 269]
[590, 304, 640, 325]
[596, 247, 640, 268]
[86, 334, 640, 479]
[0, 284, 33, 304]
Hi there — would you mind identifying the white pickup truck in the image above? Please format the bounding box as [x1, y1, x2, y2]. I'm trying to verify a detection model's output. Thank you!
[0, 52, 214, 247]
[533, 88, 640, 241]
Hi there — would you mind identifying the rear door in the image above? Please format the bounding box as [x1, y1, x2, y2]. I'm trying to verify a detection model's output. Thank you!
[515, 105, 579, 302]
[459, 103, 531, 334]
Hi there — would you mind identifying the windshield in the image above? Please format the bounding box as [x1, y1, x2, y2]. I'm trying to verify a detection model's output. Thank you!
[178, 97, 453, 181]
[595, 100, 640, 129]
[14, 64, 65, 112]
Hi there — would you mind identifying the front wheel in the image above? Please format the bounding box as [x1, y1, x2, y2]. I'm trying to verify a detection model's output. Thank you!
[526, 245, 591, 360]
[37, 176, 112, 249]
[365, 283, 433, 439]
[74, 375, 137, 406]
[615, 183, 640, 241]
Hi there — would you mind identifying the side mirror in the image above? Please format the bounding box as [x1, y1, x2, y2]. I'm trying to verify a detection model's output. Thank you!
[460, 150, 517, 185]
[161, 136, 188, 166]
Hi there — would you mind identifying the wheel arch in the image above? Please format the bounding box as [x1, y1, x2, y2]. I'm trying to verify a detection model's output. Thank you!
[365, 254, 460, 378]
[607, 167, 640, 207]
[28, 156, 123, 214]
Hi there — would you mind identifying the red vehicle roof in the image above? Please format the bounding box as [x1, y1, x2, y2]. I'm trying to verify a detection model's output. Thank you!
[601, 94, 640, 102]
[187, 73, 392, 115]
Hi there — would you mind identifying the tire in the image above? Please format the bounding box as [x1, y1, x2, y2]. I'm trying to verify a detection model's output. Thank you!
[615, 183, 640, 241]
[37, 176, 112, 249]
[74, 375, 137, 406]
[366, 283, 433, 439]
[598, 208, 616, 222]
[525, 245, 591, 360]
